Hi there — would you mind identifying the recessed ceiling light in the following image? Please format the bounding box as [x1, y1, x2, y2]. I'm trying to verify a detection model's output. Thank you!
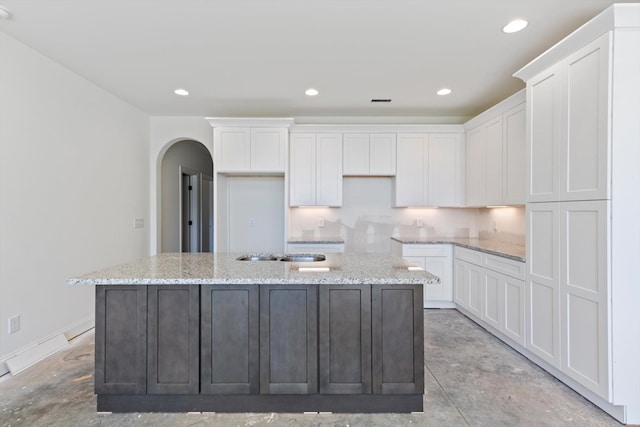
[0, 6, 12, 20]
[437, 88, 452, 96]
[174, 88, 189, 96]
[305, 88, 319, 96]
[502, 19, 528, 34]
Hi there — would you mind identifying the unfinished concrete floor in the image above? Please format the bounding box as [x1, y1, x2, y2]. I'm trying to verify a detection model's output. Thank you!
[0, 309, 621, 426]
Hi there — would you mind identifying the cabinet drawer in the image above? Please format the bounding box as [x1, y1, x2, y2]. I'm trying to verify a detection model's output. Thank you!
[454, 247, 483, 265]
[483, 254, 525, 280]
[402, 244, 451, 257]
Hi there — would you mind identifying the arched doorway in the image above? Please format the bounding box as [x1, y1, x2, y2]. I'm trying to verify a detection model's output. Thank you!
[160, 139, 213, 252]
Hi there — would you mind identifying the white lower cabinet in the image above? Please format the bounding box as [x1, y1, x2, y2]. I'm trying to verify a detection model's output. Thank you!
[391, 241, 453, 308]
[527, 200, 610, 399]
[454, 247, 526, 348]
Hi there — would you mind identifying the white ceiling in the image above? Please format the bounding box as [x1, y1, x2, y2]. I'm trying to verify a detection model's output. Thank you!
[0, 0, 633, 120]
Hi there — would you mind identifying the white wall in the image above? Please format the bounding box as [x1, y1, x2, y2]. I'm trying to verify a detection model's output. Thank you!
[0, 33, 150, 372]
[476, 206, 525, 245]
[160, 140, 213, 252]
[289, 178, 478, 252]
[289, 178, 526, 252]
[150, 117, 213, 254]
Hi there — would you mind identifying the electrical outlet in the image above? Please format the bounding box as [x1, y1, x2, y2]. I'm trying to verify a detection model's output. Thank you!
[491, 220, 497, 231]
[416, 219, 424, 228]
[249, 218, 256, 227]
[319, 219, 325, 228]
[134, 218, 144, 229]
[8, 315, 20, 334]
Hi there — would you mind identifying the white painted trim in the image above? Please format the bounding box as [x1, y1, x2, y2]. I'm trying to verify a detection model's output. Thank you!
[206, 117, 295, 128]
[0, 315, 94, 377]
[463, 90, 525, 130]
[290, 124, 464, 134]
[514, 4, 640, 82]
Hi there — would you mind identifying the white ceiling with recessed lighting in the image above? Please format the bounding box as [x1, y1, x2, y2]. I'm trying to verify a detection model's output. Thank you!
[0, 0, 634, 120]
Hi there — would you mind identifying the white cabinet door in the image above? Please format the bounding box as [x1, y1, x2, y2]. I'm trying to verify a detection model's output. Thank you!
[289, 133, 316, 206]
[395, 134, 427, 206]
[466, 126, 486, 206]
[561, 33, 610, 201]
[428, 134, 463, 207]
[526, 203, 561, 368]
[527, 65, 562, 202]
[215, 127, 251, 172]
[316, 133, 342, 206]
[467, 262, 484, 318]
[290, 133, 342, 207]
[503, 103, 526, 205]
[369, 134, 396, 175]
[342, 133, 369, 175]
[250, 128, 286, 172]
[560, 200, 610, 399]
[453, 260, 468, 309]
[503, 275, 526, 347]
[483, 269, 501, 331]
[484, 116, 504, 205]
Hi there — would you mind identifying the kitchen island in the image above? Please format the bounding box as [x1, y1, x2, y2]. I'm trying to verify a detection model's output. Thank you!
[69, 253, 438, 413]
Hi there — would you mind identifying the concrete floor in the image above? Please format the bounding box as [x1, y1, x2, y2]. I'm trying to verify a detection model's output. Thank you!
[0, 309, 621, 427]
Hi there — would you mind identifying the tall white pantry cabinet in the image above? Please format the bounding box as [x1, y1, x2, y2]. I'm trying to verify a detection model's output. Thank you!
[514, 4, 640, 424]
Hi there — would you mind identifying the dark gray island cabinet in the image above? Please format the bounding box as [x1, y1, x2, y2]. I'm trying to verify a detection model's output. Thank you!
[95, 283, 423, 412]
[74, 253, 436, 413]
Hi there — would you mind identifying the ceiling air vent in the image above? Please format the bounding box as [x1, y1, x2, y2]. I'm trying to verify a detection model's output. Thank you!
[371, 99, 392, 103]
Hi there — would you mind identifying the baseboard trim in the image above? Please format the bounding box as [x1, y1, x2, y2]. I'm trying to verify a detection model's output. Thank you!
[98, 394, 424, 413]
[0, 315, 95, 377]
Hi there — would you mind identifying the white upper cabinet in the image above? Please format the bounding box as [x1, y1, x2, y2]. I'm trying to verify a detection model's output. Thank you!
[394, 133, 464, 207]
[214, 126, 287, 173]
[503, 103, 526, 205]
[369, 134, 397, 175]
[527, 33, 611, 202]
[342, 133, 369, 175]
[528, 65, 562, 202]
[561, 34, 610, 201]
[250, 128, 287, 172]
[465, 91, 525, 206]
[395, 134, 427, 207]
[343, 133, 396, 176]
[290, 133, 342, 207]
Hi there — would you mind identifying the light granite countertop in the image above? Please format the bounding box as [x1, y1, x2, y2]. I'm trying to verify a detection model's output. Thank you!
[67, 252, 439, 286]
[391, 237, 526, 262]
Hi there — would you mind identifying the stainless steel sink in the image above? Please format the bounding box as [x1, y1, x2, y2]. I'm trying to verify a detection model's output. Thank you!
[279, 254, 326, 262]
[236, 253, 326, 262]
[236, 254, 279, 261]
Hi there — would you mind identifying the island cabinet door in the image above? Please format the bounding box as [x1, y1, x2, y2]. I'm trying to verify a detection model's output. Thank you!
[372, 284, 424, 394]
[260, 284, 318, 394]
[147, 285, 199, 394]
[95, 285, 147, 394]
[200, 285, 259, 394]
[319, 284, 372, 394]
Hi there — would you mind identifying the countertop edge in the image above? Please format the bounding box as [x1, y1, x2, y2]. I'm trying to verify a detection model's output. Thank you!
[391, 237, 526, 263]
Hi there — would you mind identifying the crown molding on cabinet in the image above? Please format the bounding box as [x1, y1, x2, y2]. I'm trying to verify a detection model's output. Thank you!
[463, 89, 525, 130]
[290, 124, 464, 134]
[513, 4, 640, 83]
[206, 117, 295, 128]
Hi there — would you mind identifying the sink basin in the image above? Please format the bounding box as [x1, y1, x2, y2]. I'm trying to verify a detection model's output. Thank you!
[236, 254, 279, 261]
[236, 253, 326, 262]
[280, 254, 326, 262]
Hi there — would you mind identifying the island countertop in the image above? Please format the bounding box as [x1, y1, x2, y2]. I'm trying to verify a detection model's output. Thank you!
[67, 252, 440, 286]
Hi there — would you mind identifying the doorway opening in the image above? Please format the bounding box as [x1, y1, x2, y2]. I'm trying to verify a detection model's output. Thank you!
[160, 139, 213, 253]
